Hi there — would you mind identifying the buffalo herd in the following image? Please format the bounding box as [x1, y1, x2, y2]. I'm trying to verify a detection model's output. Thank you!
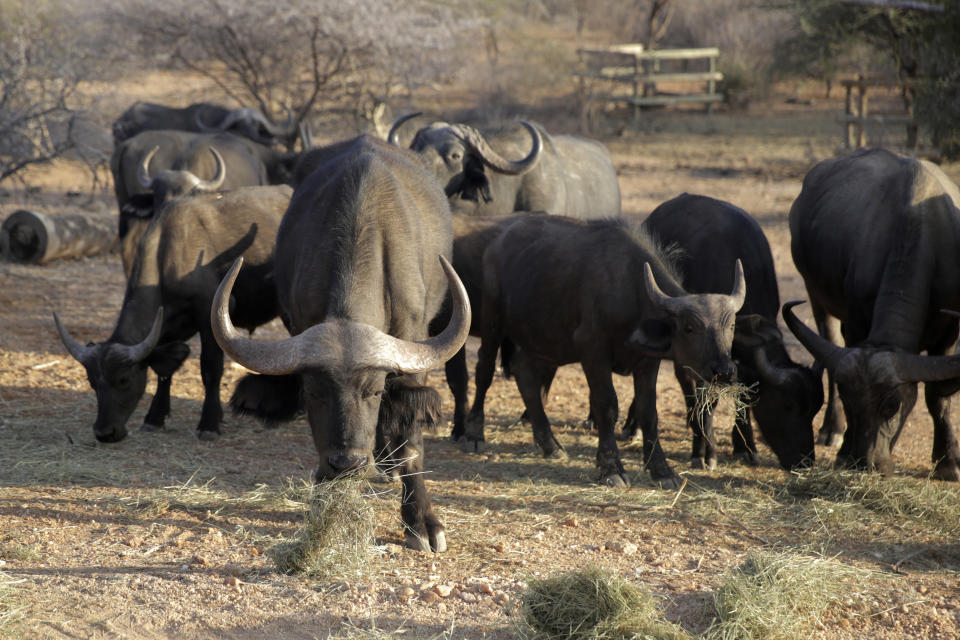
[50, 100, 960, 550]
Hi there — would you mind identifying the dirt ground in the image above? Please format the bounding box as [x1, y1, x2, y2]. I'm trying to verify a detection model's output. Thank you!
[1, 87, 960, 639]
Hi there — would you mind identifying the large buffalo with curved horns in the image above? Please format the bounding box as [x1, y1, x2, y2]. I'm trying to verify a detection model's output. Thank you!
[54, 184, 292, 443]
[112, 101, 299, 148]
[211, 134, 471, 552]
[388, 114, 621, 219]
[786, 147, 960, 480]
[110, 129, 300, 273]
[463, 215, 745, 488]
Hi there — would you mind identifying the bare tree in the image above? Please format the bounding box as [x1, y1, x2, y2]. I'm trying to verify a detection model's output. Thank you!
[106, 0, 478, 145]
[0, 3, 90, 184]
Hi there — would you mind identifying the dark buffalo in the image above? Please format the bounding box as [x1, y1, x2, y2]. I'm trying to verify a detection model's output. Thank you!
[210, 135, 471, 551]
[638, 193, 821, 470]
[464, 215, 745, 487]
[110, 130, 299, 273]
[785, 147, 960, 480]
[54, 185, 292, 442]
[112, 101, 298, 148]
[388, 115, 621, 219]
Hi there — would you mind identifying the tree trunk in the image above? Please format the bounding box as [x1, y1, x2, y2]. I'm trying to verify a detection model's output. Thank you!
[0, 209, 117, 265]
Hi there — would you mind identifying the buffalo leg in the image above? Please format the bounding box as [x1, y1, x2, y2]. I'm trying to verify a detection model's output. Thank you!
[676, 366, 718, 470]
[580, 359, 629, 487]
[445, 347, 469, 441]
[926, 380, 960, 481]
[140, 375, 173, 431]
[464, 286, 503, 451]
[196, 325, 225, 440]
[621, 360, 660, 441]
[380, 379, 446, 552]
[511, 354, 564, 458]
[813, 304, 844, 446]
[628, 359, 677, 486]
[730, 408, 759, 466]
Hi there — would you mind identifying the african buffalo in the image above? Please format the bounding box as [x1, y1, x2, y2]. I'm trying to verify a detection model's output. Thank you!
[638, 193, 821, 470]
[210, 135, 471, 552]
[786, 147, 960, 480]
[112, 101, 298, 148]
[54, 185, 292, 442]
[464, 215, 745, 487]
[388, 115, 621, 219]
[110, 129, 299, 273]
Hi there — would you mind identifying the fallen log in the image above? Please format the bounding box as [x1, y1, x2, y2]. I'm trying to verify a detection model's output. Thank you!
[0, 209, 117, 265]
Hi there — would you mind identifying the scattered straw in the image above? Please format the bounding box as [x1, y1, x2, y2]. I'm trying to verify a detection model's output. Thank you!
[515, 565, 691, 640]
[0, 571, 26, 633]
[789, 468, 960, 538]
[268, 472, 380, 582]
[704, 550, 864, 640]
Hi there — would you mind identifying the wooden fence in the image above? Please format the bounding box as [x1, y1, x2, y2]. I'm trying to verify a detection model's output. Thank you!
[839, 75, 918, 150]
[576, 44, 723, 130]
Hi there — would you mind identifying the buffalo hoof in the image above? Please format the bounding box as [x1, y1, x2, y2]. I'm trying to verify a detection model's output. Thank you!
[460, 437, 487, 454]
[139, 422, 164, 433]
[734, 451, 759, 467]
[618, 430, 641, 443]
[405, 529, 447, 553]
[602, 472, 630, 488]
[932, 462, 960, 482]
[655, 474, 683, 491]
[691, 457, 717, 471]
[196, 429, 220, 442]
[544, 447, 568, 460]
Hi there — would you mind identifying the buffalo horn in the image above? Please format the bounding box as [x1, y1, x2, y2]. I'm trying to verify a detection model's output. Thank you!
[118, 308, 165, 363]
[781, 301, 845, 371]
[888, 350, 960, 383]
[211, 256, 472, 376]
[137, 146, 160, 188]
[729, 259, 746, 312]
[752, 347, 792, 387]
[255, 105, 298, 137]
[194, 148, 227, 192]
[387, 112, 423, 146]
[643, 262, 684, 315]
[53, 312, 94, 363]
[451, 122, 542, 175]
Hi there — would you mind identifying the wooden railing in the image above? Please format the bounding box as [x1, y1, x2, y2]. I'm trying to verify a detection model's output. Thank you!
[576, 44, 723, 130]
[839, 75, 918, 150]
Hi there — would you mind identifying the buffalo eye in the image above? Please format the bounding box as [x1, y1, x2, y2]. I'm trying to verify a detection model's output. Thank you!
[683, 323, 694, 334]
[362, 389, 383, 401]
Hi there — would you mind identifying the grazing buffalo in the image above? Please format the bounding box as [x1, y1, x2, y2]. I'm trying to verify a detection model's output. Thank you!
[786, 147, 960, 480]
[210, 135, 471, 551]
[54, 185, 292, 442]
[110, 130, 299, 273]
[112, 101, 299, 148]
[388, 115, 621, 219]
[639, 193, 821, 470]
[464, 215, 745, 487]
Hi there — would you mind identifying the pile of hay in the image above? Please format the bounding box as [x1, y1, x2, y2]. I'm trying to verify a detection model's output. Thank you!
[268, 473, 380, 581]
[515, 565, 690, 640]
[705, 550, 862, 640]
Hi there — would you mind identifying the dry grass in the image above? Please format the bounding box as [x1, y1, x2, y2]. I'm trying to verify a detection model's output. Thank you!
[267, 472, 382, 582]
[704, 550, 866, 640]
[515, 565, 691, 640]
[691, 382, 753, 429]
[0, 571, 26, 635]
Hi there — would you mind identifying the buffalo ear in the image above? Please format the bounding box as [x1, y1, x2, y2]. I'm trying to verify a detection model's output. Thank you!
[119, 194, 156, 238]
[459, 155, 492, 203]
[146, 341, 190, 378]
[626, 319, 674, 356]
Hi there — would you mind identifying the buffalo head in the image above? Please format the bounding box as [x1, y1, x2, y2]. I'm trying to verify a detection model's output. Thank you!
[782, 301, 960, 473]
[53, 309, 188, 442]
[631, 260, 746, 384]
[388, 114, 542, 207]
[211, 255, 471, 480]
[735, 314, 820, 470]
[194, 106, 298, 148]
[137, 145, 227, 208]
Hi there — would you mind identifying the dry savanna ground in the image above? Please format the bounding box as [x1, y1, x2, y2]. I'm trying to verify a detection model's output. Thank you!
[1, 82, 960, 639]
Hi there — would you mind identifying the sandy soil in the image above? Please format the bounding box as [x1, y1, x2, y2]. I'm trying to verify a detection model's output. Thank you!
[1, 91, 959, 639]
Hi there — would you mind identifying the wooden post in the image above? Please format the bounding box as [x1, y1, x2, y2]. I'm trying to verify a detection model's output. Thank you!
[633, 54, 642, 123]
[844, 82, 855, 149]
[0, 210, 118, 264]
[856, 81, 868, 148]
[707, 54, 717, 115]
